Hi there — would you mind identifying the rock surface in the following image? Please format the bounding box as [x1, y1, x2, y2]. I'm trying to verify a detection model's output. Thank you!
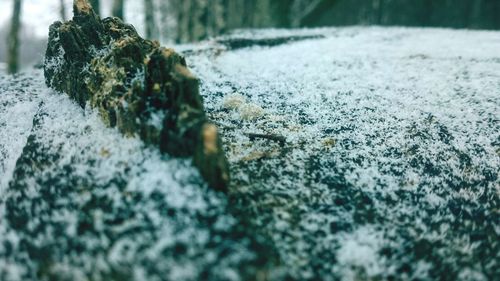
[1, 27, 499, 281]
[44, 0, 229, 191]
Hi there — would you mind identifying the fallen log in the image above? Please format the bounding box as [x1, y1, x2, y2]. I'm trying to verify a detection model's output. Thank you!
[44, 0, 229, 191]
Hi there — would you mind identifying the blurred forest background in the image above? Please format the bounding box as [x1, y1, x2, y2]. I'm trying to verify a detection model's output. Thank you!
[2, 0, 500, 74]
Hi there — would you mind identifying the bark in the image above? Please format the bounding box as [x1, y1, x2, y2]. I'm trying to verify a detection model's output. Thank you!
[7, 0, 22, 74]
[44, 0, 230, 191]
[112, 0, 125, 19]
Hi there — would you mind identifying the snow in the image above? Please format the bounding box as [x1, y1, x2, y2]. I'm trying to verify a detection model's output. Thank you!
[0, 74, 41, 192]
[0, 26, 499, 280]
[335, 226, 387, 280]
[0, 72, 271, 280]
[186, 26, 500, 280]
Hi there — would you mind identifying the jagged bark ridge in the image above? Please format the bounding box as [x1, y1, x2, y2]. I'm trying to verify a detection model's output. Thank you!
[44, 0, 229, 191]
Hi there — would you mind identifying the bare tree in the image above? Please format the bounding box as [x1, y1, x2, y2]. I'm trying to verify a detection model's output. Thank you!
[224, 0, 245, 30]
[469, 0, 483, 28]
[144, 0, 158, 39]
[175, 0, 188, 42]
[89, 0, 100, 16]
[60, 0, 67, 20]
[7, 0, 22, 74]
[290, 0, 323, 27]
[254, 0, 272, 27]
[172, 0, 225, 43]
[112, 0, 125, 19]
[158, 0, 173, 42]
[206, 0, 225, 37]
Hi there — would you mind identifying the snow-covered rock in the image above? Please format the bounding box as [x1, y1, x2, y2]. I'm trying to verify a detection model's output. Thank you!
[1, 27, 499, 281]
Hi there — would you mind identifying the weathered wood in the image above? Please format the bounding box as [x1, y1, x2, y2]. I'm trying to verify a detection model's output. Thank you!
[44, 0, 229, 191]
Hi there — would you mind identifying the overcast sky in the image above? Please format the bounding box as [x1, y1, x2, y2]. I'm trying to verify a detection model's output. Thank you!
[0, 0, 145, 38]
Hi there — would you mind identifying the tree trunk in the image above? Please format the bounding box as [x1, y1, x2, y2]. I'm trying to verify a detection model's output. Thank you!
[290, 0, 324, 27]
[188, 0, 205, 41]
[112, 0, 125, 19]
[89, 0, 100, 16]
[60, 0, 67, 20]
[375, 0, 383, 25]
[158, 0, 172, 43]
[469, 0, 482, 28]
[206, 0, 224, 37]
[7, 0, 22, 74]
[176, 0, 190, 43]
[144, 0, 158, 39]
[243, 0, 255, 27]
[254, 0, 272, 27]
